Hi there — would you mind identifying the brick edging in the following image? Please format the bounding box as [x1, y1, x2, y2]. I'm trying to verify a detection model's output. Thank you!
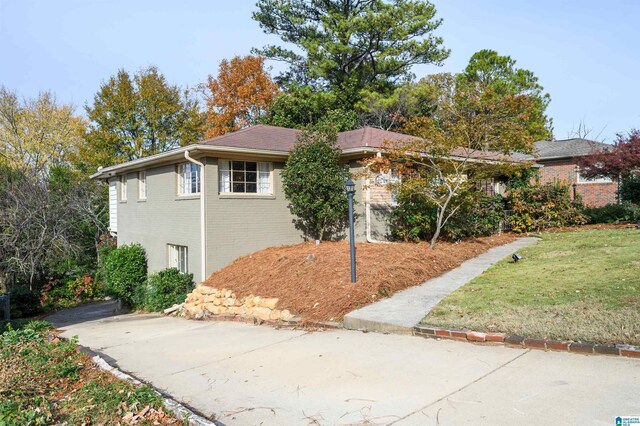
[413, 326, 640, 359]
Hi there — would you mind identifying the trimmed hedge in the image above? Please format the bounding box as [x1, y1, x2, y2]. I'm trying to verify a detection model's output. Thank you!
[105, 244, 147, 306]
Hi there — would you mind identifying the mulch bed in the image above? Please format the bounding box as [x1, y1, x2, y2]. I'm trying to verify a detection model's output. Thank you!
[201, 233, 515, 323]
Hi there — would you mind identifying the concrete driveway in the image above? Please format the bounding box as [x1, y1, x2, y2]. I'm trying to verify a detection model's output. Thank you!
[47, 303, 639, 425]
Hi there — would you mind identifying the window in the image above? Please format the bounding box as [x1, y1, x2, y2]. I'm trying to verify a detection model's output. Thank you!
[119, 175, 127, 201]
[218, 160, 271, 194]
[178, 163, 201, 195]
[168, 244, 188, 273]
[138, 171, 147, 200]
[577, 171, 612, 184]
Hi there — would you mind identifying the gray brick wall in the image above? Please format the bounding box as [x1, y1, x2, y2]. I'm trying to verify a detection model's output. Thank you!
[115, 156, 391, 284]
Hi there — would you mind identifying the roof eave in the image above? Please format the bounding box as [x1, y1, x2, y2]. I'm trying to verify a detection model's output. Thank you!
[90, 145, 290, 180]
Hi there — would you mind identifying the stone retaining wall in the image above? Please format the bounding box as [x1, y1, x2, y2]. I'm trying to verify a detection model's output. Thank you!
[182, 285, 296, 322]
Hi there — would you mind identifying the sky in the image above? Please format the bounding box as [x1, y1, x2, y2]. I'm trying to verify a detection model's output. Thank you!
[0, 0, 638, 143]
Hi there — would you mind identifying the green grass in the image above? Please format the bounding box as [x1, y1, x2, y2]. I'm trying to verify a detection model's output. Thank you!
[422, 228, 640, 345]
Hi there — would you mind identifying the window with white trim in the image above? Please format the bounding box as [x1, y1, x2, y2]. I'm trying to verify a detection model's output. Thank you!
[218, 160, 271, 194]
[168, 244, 188, 273]
[576, 171, 612, 184]
[178, 163, 201, 195]
[138, 171, 147, 200]
[119, 175, 127, 201]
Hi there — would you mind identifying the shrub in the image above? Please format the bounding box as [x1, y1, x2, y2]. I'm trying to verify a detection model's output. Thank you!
[443, 194, 505, 240]
[95, 234, 117, 287]
[141, 268, 194, 312]
[105, 244, 147, 306]
[281, 126, 351, 240]
[507, 182, 587, 232]
[583, 202, 640, 224]
[390, 189, 436, 242]
[390, 188, 505, 242]
[8, 286, 42, 318]
[620, 175, 640, 204]
[41, 274, 103, 311]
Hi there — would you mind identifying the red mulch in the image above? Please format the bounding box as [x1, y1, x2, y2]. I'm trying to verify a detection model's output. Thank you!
[201, 233, 516, 322]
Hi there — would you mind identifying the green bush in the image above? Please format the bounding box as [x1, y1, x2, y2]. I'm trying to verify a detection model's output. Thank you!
[390, 190, 437, 242]
[95, 234, 117, 287]
[507, 182, 587, 232]
[443, 194, 505, 240]
[583, 202, 640, 224]
[390, 188, 505, 242]
[8, 286, 42, 318]
[105, 244, 147, 306]
[281, 126, 351, 240]
[139, 268, 194, 312]
[620, 175, 640, 203]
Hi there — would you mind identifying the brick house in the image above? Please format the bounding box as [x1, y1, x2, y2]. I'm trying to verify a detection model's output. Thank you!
[534, 138, 617, 207]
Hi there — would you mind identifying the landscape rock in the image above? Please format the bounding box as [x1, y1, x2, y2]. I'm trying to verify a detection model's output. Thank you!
[269, 309, 281, 320]
[182, 287, 297, 324]
[279, 310, 294, 321]
[185, 303, 204, 319]
[260, 298, 279, 310]
[251, 307, 272, 321]
[196, 286, 218, 295]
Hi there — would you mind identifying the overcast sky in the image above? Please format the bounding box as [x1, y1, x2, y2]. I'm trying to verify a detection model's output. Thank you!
[1, 0, 638, 142]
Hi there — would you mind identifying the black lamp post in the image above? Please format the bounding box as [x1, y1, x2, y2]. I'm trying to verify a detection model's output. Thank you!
[345, 179, 357, 283]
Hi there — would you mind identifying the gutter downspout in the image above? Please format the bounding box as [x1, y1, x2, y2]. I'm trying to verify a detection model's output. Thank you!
[184, 151, 207, 282]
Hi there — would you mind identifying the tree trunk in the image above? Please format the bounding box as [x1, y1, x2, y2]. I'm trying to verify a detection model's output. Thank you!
[430, 215, 443, 249]
[0, 268, 8, 294]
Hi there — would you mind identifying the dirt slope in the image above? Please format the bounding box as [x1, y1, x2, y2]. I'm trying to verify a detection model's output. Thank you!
[201, 234, 515, 322]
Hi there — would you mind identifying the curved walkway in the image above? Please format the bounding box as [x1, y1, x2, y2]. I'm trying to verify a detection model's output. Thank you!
[344, 237, 540, 334]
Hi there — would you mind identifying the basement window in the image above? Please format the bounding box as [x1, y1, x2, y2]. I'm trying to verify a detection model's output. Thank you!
[168, 244, 188, 273]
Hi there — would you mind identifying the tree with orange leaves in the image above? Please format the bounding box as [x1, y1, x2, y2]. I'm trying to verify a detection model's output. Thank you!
[204, 55, 280, 138]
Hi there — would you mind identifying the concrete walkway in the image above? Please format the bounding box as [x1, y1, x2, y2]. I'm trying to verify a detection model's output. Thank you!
[47, 305, 639, 426]
[344, 237, 540, 334]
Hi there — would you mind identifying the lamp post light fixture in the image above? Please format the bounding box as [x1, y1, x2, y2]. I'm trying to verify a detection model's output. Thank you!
[345, 179, 357, 283]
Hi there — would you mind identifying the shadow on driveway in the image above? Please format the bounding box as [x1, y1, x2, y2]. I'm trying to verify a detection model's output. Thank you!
[45, 300, 129, 328]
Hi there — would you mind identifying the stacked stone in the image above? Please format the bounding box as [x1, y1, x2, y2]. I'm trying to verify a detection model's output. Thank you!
[182, 285, 295, 322]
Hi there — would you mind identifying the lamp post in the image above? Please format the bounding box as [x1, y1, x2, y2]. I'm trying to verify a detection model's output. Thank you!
[345, 179, 357, 283]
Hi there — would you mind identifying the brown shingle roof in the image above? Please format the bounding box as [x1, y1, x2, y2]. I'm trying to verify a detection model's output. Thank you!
[200, 125, 301, 152]
[200, 125, 421, 151]
[200, 125, 526, 163]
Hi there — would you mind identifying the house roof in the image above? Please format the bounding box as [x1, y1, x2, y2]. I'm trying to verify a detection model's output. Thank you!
[534, 138, 612, 160]
[90, 125, 531, 179]
[200, 125, 421, 151]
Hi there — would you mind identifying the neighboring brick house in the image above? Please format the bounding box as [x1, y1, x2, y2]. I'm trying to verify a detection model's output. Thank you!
[534, 138, 617, 207]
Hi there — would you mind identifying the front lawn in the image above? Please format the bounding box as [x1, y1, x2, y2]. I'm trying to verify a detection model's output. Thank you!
[422, 228, 640, 345]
